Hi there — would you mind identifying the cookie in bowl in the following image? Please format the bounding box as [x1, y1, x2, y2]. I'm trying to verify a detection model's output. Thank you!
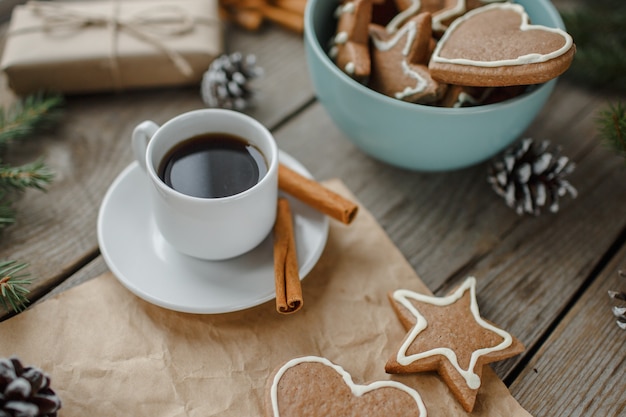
[304, 0, 575, 171]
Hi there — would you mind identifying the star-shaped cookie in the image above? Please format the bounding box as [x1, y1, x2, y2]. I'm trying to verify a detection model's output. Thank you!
[385, 277, 525, 412]
[369, 12, 446, 104]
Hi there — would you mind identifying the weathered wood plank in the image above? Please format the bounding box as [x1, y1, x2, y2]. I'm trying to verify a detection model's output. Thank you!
[37, 256, 109, 303]
[509, 245, 626, 417]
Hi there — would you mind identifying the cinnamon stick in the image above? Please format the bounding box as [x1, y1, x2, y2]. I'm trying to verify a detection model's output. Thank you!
[271, 0, 306, 15]
[219, 5, 264, 31]
[273, 198, 302, 314]
[278, 164, 359, 224]
[261, 4, 304, 33]
[232, 8, 264, 31]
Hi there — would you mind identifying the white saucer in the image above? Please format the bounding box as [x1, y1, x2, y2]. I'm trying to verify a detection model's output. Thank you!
[97, 152, 329, 314]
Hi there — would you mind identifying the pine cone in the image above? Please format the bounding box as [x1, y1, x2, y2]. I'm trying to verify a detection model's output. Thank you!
[609, 271, 626, 330]
[487, 138, 577, 215]
[0, 357, 61, 417]
[200, 52, 263, 111]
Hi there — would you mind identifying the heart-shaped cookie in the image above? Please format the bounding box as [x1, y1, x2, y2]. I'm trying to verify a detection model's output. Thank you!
[428, 3, 575, 86]
[266, 356, 427, 417]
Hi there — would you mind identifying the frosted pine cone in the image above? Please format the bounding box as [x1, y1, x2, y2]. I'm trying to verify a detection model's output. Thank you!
[488, 138, 577, 215]
[609, 271, 626, 330]
[0, 357, 61, 417]
[201, 52, 262, 111]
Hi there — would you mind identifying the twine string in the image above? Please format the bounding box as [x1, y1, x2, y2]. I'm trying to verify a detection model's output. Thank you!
[9, 1, 217, 89]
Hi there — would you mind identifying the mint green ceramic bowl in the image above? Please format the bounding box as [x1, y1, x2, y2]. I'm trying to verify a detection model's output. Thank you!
[304, 0, 565, 171]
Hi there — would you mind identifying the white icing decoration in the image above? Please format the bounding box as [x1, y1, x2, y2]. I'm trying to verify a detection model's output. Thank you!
[334, 1, 355, 17]
[453, 92, 478, 107]
[396, 60, 427, 99]
[328, 45, 338, 59]
[371, 20, 428, 98]
[432, 0, 466, 32]
[432, 0, 506, 32]
[392, 277, 513, 390]
[453, 87, 493, 107]
[431, 3, 574, 67]
[329, 4, 357, 67]
[386, 0, 420, 33]
[335, 31, 349, 44]
[342, 1, 355, 14]
[372, 20, 416, 55]
[270, 356, 428, 417]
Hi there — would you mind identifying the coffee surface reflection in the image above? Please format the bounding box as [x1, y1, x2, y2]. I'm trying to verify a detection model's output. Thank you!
[158, 133, 267, 198]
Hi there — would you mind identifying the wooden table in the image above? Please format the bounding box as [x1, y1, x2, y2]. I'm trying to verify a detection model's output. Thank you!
[0, 2, 624, 416]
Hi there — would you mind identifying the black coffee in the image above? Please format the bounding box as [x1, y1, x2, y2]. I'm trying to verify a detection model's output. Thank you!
[158, 132, 267, 198]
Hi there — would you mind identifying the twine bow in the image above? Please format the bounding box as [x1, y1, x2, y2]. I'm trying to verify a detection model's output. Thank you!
[12, 1, 218, 90]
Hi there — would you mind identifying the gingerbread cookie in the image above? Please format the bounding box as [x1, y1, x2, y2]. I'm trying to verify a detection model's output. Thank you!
[428, 3, 575, 86]
[384, 0, 419, 32]
[371, 0, 402, 27]
[329, 0, 374, 81]
[481, 84, 529, 105]
[437, 84, 525, 107]
[267, 356, 427, 417]
[385, 277, 524, 412]
[369, 12, 446, 104]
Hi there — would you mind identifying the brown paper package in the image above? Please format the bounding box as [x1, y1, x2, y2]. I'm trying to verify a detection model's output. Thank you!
[0, 0, 223, 95]
[0, 181, 532, 417]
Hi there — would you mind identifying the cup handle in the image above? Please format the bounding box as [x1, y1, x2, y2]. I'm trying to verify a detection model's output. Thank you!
[132, 121, 160, 172]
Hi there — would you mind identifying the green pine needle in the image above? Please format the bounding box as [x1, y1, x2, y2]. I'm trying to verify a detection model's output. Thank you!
[0, 93, 64, 147]
[560, 0, 626, 92]
[0, 93, 61, 229]
[0, 260, 31, 313]
[0, 190, 15, 227]
[597, 102, 626, 160]
[0, 92, 64, 313]
[0, 160, 55, 191]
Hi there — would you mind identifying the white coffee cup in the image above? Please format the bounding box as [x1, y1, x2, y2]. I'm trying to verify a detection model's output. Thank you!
[132, 109, 278, 260]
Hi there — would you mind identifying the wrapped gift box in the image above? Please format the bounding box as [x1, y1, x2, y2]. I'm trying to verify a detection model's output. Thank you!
[0, 0, 224, 94]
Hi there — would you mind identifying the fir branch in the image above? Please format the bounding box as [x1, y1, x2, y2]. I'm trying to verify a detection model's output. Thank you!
[560, 0, 626, 92]
[0, 160, 55, 192]
[0, 93, 64, 147]
[0, 93, 63, 313]
[0, 260, 31, 313]
[596, 102, 626, 161]
[609, 271, 626, 330]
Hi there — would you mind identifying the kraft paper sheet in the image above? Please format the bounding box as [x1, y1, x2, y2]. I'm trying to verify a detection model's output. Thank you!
[0, 180, 532, 417]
